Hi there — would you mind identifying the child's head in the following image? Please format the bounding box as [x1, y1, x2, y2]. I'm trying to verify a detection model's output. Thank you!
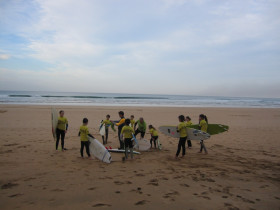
[139, 117, 144, 123]
[199, 114, 205, 120]
[125, 118, 131, 125]
[119, 111, 124, 118]
[130, 115, 134, 120]
[83, 118, 88, 125]
[178, 115, 185, 122]
[59, 110, 64, 117]
[106, 114, 110, 120]
[148, 125, 154, 129]
[186, 116, 191, 121]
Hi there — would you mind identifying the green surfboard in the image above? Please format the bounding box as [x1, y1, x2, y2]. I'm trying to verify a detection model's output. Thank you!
[187, 124, 229, 135]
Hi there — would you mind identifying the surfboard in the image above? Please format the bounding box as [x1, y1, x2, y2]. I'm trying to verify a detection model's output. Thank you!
[88, 137, 111, 163]
[99, 121, 106, 136]
[159, 126, 210, 140]
[157, 138, 162, 150]
[187, 124, 229, 135]
[134, 139, 151, 151]
[51, 107, 58, 141]
[107, 148, 141, 155]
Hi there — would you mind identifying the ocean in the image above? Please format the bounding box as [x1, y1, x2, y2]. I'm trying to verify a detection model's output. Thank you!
[0, 91, 279, 108]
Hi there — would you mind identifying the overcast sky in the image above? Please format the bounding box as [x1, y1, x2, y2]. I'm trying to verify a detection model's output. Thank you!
[0, 0, 279, 97]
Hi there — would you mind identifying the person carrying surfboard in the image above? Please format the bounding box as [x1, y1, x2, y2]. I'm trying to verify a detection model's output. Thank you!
[56, 110, 68, 151]
[175, 115, 188, 159]
[102, 114, 115, 145]
[198, 114, 208, 154]
[78, 118, 94, 159]
[121, 119, 135, 160]
[149, 125, 158, 149]
[185, 116, 193, 149]
[134, 117, 147, 139]
[115, 111, 125, 149]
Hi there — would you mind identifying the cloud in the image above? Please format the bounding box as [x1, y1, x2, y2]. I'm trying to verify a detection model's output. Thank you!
[0, 54, 10, 60]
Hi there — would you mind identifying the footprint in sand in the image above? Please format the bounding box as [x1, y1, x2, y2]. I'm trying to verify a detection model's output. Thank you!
[148, 179, 159, 186]
[1, 183, 18, 189]
[8, 193, 23, 198]
[135, 200, 149, 205]
[92, 203, 112, 208]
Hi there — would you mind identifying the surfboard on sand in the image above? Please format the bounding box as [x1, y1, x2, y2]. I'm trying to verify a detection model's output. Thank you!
[157, 138, 162, 150]
[134, 139, 151, 151]
[88, 137, 111, 163]
[51, 107, 58, 141]
[107, 148, 141, 155]
[159, 126, 210, 140]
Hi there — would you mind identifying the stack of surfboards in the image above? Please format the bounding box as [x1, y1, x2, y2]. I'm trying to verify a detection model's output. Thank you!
[159, 124, 228, 140]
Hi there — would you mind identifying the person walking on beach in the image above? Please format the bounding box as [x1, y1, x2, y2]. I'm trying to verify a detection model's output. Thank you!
[198, 114, 208, 154]
[101, 114, 115, 145]
[149, 125, 158, 149]
[121, 119, 135, 160]
[130, 115, 135, 128]
[134, 117, 147, 139]
[56, 110, 68, 151]
[175, 115, 188, 159]
[185, 116, 192, 149]
[78, 118, 94, 159]
[115, 111, 125, 149]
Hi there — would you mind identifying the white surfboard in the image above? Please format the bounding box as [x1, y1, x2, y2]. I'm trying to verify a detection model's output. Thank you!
[157, 138, 162, 150]
[88, 137, 111, 163]
[134, 139, 151, 151]
[99, 121, 106, 136]
[51, 107, 58, 141]
[159, 126, 210, 140]
[107, 149, 141, 155]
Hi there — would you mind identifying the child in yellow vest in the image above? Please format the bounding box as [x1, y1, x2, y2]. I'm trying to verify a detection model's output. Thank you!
[149, 125, 158, 149]
[102, 114, 115, 145]
[56, 110, 68, 151]
[199, 114, 208, 154]
[130, 115, 135, 128]
[78, 118, 94, 158]
[121, 119, 135, 160]
[185, 116, 192, 149]
[176, 115, 188, 159]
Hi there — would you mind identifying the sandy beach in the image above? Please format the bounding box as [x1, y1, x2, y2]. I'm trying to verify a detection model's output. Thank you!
[0, 105, 279, 210]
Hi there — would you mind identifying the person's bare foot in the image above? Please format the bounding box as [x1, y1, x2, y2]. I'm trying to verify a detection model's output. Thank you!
[181, 155, 185, 158]
[198, 151, 202, 153]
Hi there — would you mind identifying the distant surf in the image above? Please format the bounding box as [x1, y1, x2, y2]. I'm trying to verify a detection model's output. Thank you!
[0, 91, 279, 108]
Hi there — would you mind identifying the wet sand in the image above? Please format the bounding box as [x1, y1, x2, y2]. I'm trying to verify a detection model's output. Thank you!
[0, 105, 279, 209]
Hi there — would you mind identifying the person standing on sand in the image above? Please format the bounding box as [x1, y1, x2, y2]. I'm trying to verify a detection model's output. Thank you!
[115, 111, 125, 149]
[185, 116, 192, 149]
[134, 117, 147, 139]
[175, 115, 188, 159]
[56, 110, 68, 151]
[121, 119, 135, 160]
[198, 114, 208, 154]
[78, 118, 94, 159]
[149, 125, 158, 149]
[101, 114, 115, 145]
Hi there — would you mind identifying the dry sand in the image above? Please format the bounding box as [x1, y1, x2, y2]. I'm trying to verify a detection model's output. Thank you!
[0, 105, 279, 210]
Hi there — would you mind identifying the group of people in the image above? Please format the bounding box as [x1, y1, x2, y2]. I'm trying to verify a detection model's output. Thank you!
[175, 114, 208, 159]
[54, 110, 208, 160]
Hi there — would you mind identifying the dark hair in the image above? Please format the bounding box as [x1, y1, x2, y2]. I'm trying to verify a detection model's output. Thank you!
[59, 110, 64, 114]
[199, 114, 208, 123]
[149, 125, 155, 129]
[178, 115, 185, 122]
[119, 111, 124, 116]
[186, 116, 191, 121]
[131, 115, 134, 118]
[83, 118, 88, 123]
[106, 114, 110, 118]
[125, 118, 130, 125]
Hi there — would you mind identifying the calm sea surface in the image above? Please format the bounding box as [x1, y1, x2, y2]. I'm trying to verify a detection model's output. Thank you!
[0, 91, 279, 108]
